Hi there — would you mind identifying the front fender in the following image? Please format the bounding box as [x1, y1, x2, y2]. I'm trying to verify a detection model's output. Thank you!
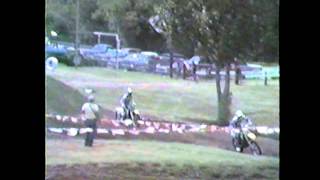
[133, 109, 140, 115]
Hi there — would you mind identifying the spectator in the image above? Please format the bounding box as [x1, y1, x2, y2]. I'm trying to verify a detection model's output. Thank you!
[264, 71, 268, 86]
[183, 61, 187, 80]
[81, 95, 100, 147]
[234, 59, 242, 85]
[192, 61, 198, 82]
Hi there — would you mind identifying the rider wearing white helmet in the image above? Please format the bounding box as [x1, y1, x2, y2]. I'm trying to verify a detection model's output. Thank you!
[229, 110, 254, 152]
[120, 87, 135, 119]
[230, 110, 252, 129]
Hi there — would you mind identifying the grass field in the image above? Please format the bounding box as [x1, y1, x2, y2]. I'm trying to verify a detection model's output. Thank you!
[47, 64, 279, 126]
[46, 138, 279, 179]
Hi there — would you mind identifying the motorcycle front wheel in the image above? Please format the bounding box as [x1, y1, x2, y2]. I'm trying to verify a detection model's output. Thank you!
[133, 113, 141, 127]
[249, 141, 262, 155]
[232, 138, 243, 153]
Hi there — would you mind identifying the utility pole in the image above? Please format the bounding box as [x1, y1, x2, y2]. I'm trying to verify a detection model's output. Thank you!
[167, 34, 173, 79]
[73, 0, 81, 67]
[93, 32, 120, 69]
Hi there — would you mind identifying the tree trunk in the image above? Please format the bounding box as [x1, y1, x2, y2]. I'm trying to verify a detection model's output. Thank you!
[166, 33, 173, 79]
[169, 51, 173, 78]
[215, 66, 222, 102]
[216, 63, 232, 126]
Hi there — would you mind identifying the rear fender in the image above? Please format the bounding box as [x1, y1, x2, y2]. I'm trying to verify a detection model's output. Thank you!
[115, 107, 125, 116]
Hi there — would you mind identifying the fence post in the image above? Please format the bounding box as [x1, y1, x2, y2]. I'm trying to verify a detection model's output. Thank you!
[264, 72, 268, 86]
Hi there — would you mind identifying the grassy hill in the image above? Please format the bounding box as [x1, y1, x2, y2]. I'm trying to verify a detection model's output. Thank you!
[46, 138, 279, 179]
[47, 64, 279, 126]
[46, 75, 85, 116]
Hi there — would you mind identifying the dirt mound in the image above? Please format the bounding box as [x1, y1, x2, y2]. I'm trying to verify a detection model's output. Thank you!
[46, 76, 85, 116]
[46, 76, 112, 125]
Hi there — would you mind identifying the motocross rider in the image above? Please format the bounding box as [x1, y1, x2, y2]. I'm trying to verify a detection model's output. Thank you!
[229, 110, 254, 151]
[120, 87, 136, 120]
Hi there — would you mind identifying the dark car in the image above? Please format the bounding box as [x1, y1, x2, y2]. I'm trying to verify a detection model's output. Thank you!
[121, 48, 141, 54]
[119, 53, 154, 72]
[80, 44, 112, 58]
[100, 49, 128, 68]
[119, 53, 142, 70]
[65, 43, 112, 66]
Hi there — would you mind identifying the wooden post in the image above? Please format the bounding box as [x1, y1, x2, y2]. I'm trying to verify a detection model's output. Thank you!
[264, 72, 268, 86]
[193, 61, 197, 82]
[183, 62, 186, 80]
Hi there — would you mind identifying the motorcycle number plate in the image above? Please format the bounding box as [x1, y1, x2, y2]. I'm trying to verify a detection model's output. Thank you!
[247, 133, 256, 140]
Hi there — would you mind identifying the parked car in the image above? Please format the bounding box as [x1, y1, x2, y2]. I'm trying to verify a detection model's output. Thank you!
[80, 43, 112, 57]
[121, 48, 141, 54]
[45, 44, 68, 58]
[158, 52, 186, 63]
[149, 52, 186, 74]
[119, 53, 142, 70]
[120, 53, 157, 72]
[263, 66, 279, 79]
[89, 48, 127, 66]
[45, 44, 71, 65]
[141, 51, 159, 57]
[65, 43, 112, 66]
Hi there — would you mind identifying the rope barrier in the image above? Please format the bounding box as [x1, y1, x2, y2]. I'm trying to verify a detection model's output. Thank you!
[46, 114, 279, 137]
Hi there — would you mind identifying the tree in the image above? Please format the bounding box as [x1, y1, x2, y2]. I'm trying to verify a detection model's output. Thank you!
[92, 0, 166, 50]
[46, 0, 110, 44]
[157, 0, 278, 125]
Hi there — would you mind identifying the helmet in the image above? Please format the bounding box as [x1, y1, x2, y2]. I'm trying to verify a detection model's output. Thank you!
[88, 95, 95, 102]
[127, 87, 133, 94]
[235, 110, 245, 118]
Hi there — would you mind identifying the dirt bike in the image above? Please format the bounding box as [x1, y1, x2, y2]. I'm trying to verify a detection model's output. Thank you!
[115, 104, 141, 128]
[231, 125, 262, 155]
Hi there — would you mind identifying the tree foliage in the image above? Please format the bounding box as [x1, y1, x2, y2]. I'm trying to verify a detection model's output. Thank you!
[156, 0, 278, 124]
[92, 0, 166, 50]
[46, 0, 278, 62]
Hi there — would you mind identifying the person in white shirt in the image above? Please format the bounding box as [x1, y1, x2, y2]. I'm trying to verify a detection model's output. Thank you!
[81, 95, 100, 147]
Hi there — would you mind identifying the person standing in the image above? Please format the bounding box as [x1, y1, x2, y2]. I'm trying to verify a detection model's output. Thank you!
[264, 71, 268, 86]
[234, 59, 242, 85]
[81, 95, 100, 147]
[192, 60, 198, 82]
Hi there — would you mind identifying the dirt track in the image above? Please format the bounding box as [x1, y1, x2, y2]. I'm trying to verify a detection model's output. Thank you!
[47, 116, 279, 157]
[46, 162, 278, 180]
[47, 105, 279, 157]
